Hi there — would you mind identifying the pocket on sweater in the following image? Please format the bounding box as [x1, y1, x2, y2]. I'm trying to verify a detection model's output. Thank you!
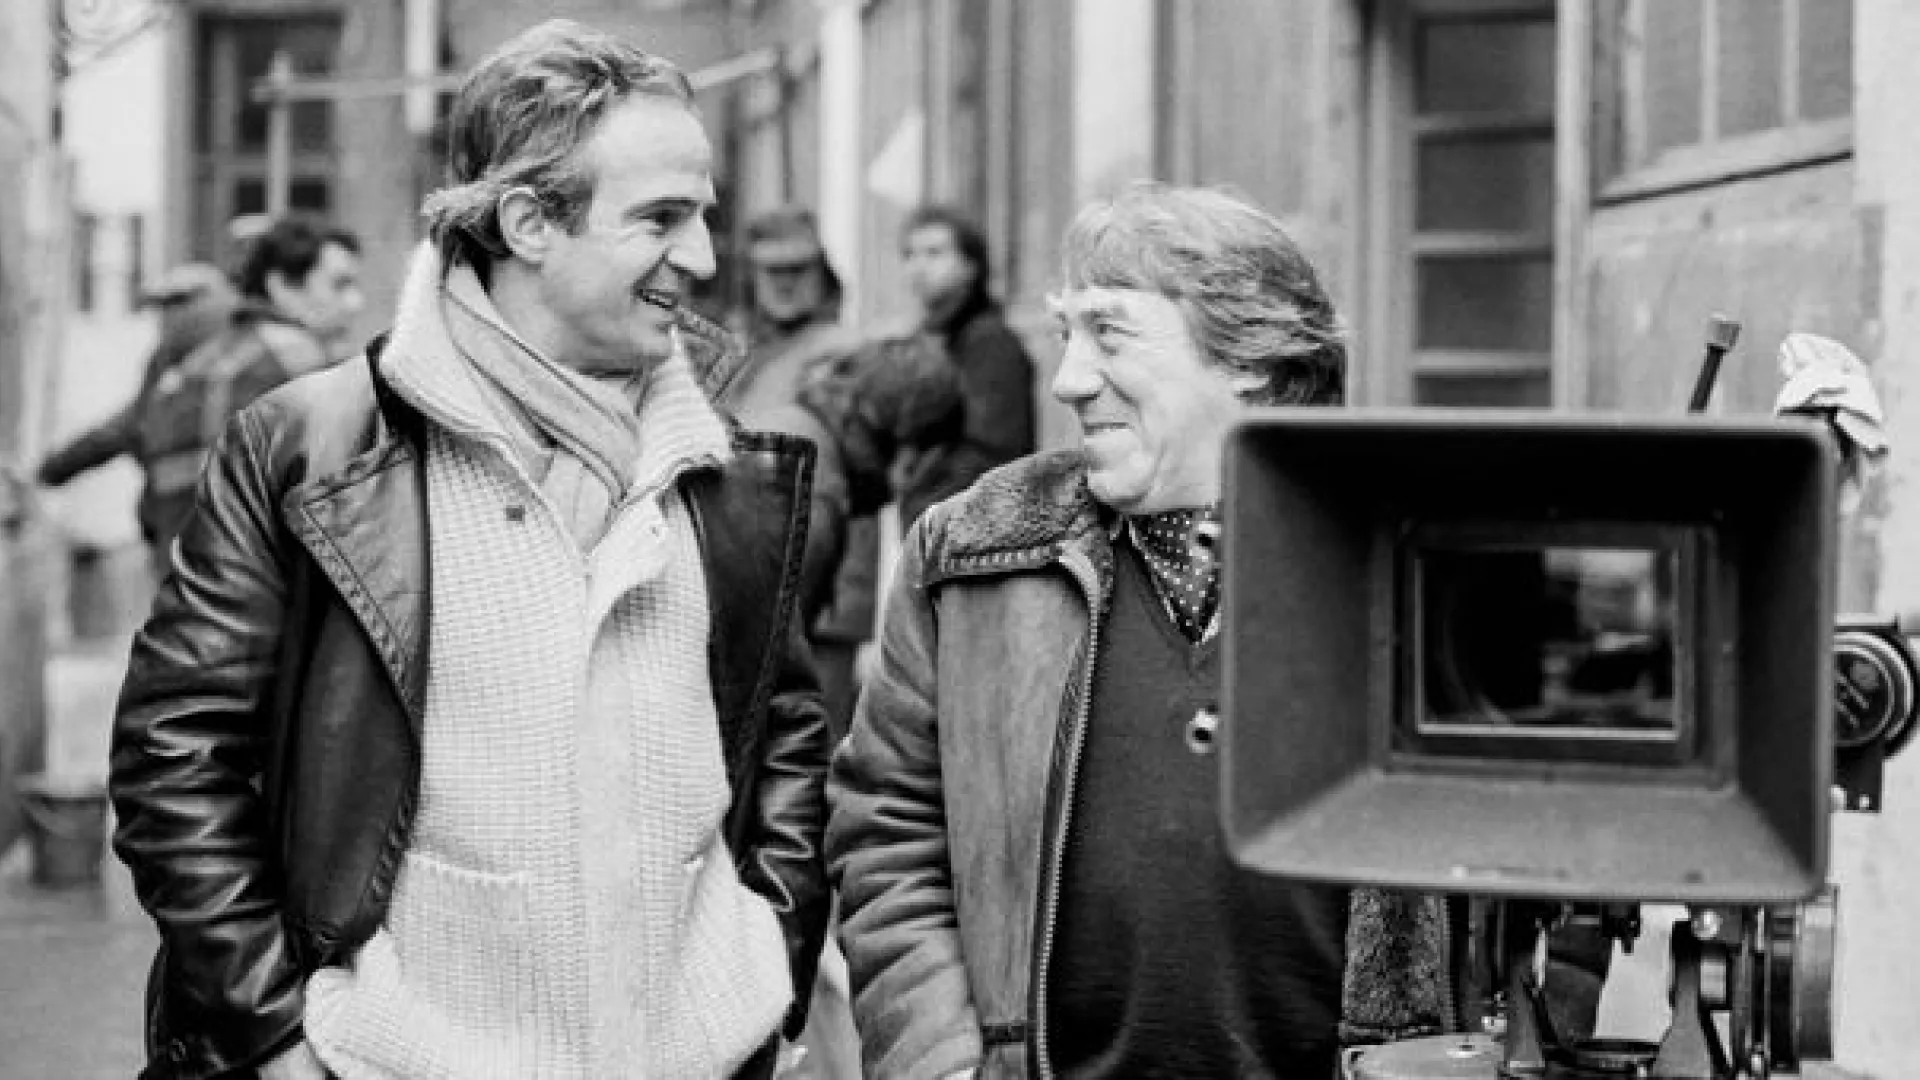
[665, 847, 794, 1073]
[308, 852, 544, 1080]
[388, 851, 538, 1023]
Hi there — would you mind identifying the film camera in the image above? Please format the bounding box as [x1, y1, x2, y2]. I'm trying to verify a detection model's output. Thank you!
[1218, 412, 1915, 1079]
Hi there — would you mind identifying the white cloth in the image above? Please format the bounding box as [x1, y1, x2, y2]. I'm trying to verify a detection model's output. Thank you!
[1773, 332, 1889, 511]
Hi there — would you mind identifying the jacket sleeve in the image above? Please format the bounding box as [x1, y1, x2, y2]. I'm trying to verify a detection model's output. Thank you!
[953, 317, 1036, 461]
[736, 505, 838, 1039]
[35, 401, 138, 486]
[826, 515, 983, 1079]
[108, 407, 306, 1076]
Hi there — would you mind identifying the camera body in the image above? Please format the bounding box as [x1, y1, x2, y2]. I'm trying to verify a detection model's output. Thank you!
[1219, 412, 1861, 1078]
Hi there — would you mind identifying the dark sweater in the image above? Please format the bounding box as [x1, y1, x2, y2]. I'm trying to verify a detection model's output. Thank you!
[1048, 543, 1350, 1079]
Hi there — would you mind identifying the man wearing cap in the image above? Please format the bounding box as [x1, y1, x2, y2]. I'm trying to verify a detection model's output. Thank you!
[726, 206, 858, 421]
[719, 206, 863, 628]
[30, 262, 237, 559]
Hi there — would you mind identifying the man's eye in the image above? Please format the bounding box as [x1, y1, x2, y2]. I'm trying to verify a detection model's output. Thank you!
[636, 208, 690, 234]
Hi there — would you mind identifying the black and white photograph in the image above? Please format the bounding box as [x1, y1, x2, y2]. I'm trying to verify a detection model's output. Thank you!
[0, 1, 1910, 1078]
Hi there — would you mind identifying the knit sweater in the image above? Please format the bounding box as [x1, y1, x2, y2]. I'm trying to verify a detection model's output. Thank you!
[303, 248, 793, 1079]
[1049, 543, 1349, 1077]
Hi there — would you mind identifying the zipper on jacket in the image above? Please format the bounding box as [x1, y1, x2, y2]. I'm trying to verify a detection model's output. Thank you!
[1438, 895, 1457, 1034]
[1030, 553, 1110, 1079]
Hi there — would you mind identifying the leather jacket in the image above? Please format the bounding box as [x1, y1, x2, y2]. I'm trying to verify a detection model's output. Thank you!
[826, 451, 1454, 1079]
[110, 340, 833, 1080]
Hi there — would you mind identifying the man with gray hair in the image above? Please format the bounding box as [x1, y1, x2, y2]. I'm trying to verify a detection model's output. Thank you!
[110, 20, 829, 1080]
[828, 182, 1451, 1078]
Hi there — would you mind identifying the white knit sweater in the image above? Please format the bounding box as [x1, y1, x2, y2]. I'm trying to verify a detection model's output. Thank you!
[304, 248, 792, 1079]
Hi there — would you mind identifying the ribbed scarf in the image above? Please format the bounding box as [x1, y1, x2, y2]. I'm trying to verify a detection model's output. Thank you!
[437, 264, 646, 547]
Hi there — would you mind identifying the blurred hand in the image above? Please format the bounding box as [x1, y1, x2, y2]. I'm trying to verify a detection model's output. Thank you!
[258, 1039, 331, 1080]
[773, 1040, 810, 1077]
[0, 462, 29, 529]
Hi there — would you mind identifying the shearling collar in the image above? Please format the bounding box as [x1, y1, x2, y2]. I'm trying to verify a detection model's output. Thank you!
[922, 449, 1111, 582]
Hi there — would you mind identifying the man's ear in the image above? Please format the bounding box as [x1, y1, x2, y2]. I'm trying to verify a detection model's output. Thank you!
[262, 269, 297, 312]
[497, 187, 552, 265]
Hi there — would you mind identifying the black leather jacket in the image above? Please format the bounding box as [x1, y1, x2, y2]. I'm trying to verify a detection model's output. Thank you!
[109, 341, 833, 1080]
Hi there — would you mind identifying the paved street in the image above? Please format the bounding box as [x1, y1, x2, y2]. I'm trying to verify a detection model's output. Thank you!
[0, 634, 152, 1080]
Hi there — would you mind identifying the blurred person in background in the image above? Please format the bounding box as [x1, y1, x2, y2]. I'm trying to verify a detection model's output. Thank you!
[720, 205, 975, 737]
[729, 205, 855, 410]
[809, 206, 1037, 737]
[26, 263, 237, 562]
[109, 21, 827, 1080]
[720, 205, 970, 1080]
[222, 213, 274, 290]
[720, 206, 862, 628]
[126, 214, 364, 565]
[899, 203, 1036, 488]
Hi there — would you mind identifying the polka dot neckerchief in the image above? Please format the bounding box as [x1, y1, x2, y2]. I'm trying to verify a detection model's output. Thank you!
[1125, 506, 1221, 644]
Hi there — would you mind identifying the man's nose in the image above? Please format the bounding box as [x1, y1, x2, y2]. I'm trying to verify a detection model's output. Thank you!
[672, 219, 718, 282]
[1051, 335, 1103, 404]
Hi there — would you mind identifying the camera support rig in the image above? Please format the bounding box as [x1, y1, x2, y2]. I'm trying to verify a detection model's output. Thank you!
[1476, 892, 1837, 1079]
[1466, 320, 1913, 1080]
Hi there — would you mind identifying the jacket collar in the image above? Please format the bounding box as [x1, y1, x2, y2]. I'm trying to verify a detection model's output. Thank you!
[284, 344, 813, 788]
[924, 449, 1113, 585]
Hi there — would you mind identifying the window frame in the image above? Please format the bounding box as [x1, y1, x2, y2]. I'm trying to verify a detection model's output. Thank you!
[1362, 0, 1564, 409]
[1596, 0, 1853, 205]
[188, 9, 343, 261]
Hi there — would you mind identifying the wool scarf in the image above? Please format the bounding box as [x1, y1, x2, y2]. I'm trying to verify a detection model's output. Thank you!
[439, 262, 645, 548]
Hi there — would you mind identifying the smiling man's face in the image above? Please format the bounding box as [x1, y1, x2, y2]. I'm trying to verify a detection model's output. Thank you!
[536, 94, 716, 374]
[1049, 285, 1248, 513]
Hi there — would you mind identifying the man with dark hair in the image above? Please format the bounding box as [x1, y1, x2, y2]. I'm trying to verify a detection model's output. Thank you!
[898, 203, 1036, 485]
[110, 20, 829, 1080]
[233, 215, 365, 359]
[122, 219, 364, 565]
[829, 184, 1448, 1079]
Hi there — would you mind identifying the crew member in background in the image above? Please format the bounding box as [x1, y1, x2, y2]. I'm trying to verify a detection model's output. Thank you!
[898, 203, 1036, 490]
[719, 206, 863, 630]
[815, 205, 1038, 718]
[720, 204, 975, 1080]
[27, 263, 237, 561]
[131, 215, 364, 564]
